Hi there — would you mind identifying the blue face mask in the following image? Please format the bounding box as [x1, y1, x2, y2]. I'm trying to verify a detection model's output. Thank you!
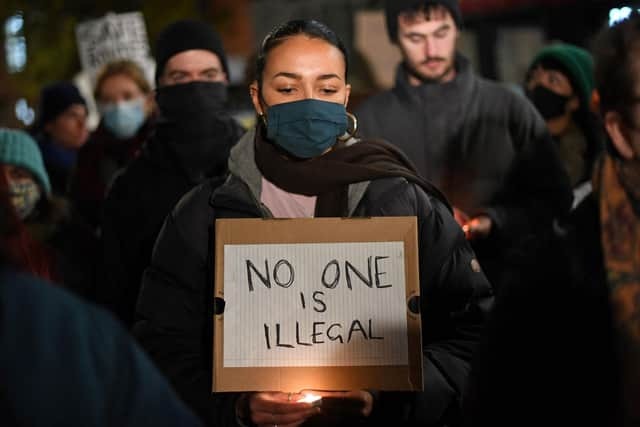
[265, 99, 348, 159]
[100, 98, 146, 139]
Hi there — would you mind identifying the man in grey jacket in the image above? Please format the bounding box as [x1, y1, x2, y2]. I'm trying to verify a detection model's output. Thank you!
[356, 0, 572, 292]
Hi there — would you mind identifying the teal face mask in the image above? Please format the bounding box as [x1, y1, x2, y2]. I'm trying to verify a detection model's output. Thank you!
[99, 98, 146, 139]
[265, 99, 348, 159]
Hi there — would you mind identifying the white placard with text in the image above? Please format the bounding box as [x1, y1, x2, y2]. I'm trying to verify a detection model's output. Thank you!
[223, 242, 408, 368]
[76, 12, 155, 84]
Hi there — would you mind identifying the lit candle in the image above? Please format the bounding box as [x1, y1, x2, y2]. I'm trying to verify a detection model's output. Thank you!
[297, 393, 322, 405]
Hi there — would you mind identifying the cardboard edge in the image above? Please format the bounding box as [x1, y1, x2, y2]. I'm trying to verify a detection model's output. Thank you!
[212, 217, 423, 392]
[404, 217, 424, 391]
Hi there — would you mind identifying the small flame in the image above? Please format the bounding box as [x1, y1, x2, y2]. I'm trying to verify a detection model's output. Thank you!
[297, 393, 322, 403]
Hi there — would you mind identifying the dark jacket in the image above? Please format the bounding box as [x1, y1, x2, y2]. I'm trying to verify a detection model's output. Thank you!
[27, 196, 99, 300]
[97, 116, 244, 328]
[0, 268, 202, 427]
[72, 118, 155, 229]
[31, 131, 77, 196]
[463, 192, 621, 426]
[133, 129, 494, 427]
[356, 55, 573, 292]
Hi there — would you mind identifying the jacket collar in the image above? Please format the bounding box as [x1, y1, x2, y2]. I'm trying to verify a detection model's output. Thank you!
[393, 53, 476, 106]
[220, 126, 370, 217]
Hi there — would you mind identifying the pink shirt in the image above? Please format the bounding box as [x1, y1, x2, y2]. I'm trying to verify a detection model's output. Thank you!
[260, 177, 317, 218]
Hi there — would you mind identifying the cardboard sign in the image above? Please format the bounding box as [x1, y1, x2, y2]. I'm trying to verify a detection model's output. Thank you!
[75, 12, 155, 85]
[213, 217, 422, 392]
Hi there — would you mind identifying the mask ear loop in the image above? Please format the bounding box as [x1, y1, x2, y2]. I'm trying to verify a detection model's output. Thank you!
[338, 112, 358, 142]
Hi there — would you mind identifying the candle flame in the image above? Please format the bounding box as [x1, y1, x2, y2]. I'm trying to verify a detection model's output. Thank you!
[297, 393, 322, 403]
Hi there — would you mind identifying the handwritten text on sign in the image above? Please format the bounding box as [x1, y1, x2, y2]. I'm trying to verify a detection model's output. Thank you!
[223, 242, 408, 368]
[76, 12, 154, 83]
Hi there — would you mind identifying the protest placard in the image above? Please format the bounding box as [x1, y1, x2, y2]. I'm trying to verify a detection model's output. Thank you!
[75, 12, 155, 85]
[213, 217, 422, 392]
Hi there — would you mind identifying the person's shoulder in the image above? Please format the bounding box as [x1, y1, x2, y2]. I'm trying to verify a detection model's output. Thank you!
[168, 176, 224, 237]
[355, 88, 400, 116]
[473, 75, 540, 119]
[0, 269, 123, 340]
[105, 150, 156, 198]
[77, 132, 105, 157]
[474, 75, 523, 102]
[363, 177, 447, 217]
[364, 176, 414, 198]
[172, 177, 220, 216]
[0, 269, 201, 426]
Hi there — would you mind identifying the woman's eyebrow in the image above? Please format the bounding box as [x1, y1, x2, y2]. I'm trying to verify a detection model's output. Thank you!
[317, 73, 342, 81]
[272, 72, 302, 80]
[271, 72, 342, 81]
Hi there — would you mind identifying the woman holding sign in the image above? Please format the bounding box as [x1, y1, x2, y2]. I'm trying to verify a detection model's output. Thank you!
[134, 19, 493, 427]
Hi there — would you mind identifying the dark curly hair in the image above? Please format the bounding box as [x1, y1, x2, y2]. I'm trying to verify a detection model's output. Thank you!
[594, 11, 640, 125]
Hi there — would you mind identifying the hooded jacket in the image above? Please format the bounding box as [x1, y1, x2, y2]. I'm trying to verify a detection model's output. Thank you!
[97, 113, 244, 327]
[133, 128, 493, 427]
[356, 55, 573, 292]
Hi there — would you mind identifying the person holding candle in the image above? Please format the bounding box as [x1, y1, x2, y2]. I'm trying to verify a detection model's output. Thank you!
[134, 19, 493, 427]
[464, 13, 640, 427]
[355, 0, 573, 295]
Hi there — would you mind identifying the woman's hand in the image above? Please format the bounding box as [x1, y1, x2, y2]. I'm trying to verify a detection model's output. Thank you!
[315, 390, 374, 417]
[247, 392, 319, 427]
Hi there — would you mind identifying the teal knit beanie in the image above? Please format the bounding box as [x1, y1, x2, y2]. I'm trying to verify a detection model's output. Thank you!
[0, 128, 51, 194]
[529, 43, 595, 110]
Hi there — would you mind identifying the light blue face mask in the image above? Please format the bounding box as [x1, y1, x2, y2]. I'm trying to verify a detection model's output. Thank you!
[265, 99, 348, 159]
[99, 98, 146, 139]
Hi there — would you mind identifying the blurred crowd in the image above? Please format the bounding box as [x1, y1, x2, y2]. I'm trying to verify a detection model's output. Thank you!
[1, 0, 639, 426]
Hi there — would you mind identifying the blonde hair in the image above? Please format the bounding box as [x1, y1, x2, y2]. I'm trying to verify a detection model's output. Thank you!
[94, 59, 151, 100]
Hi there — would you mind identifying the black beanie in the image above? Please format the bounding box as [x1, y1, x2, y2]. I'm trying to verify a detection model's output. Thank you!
[385, 0, 462, 43]
[154, 20, 229, 82]
[37, 81, 87, 128]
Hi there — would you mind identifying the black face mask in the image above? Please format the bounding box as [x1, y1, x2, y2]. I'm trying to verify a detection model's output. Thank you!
[154, 81, 236, 182]
[526, 85, 571, 120]
[156, 80, 228, 118]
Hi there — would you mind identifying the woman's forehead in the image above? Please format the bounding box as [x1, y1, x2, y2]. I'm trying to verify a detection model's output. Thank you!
[264, 35, 346, 76]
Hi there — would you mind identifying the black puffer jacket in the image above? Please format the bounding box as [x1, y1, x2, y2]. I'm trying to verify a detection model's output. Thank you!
[97, 118, 244, 327]
[133, 129, 494, 427]
[356, 55, 573, 293]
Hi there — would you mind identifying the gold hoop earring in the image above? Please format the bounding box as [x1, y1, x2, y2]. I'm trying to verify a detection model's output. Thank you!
[259, 113, 267, 128]
[338, 112, 358, 142]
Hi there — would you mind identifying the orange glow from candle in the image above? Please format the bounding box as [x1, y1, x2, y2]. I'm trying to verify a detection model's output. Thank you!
[297, 393, 322, 403]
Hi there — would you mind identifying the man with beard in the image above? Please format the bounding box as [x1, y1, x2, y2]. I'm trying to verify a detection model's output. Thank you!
[356, 0, 572, 293]
[97, 20, 244, 327]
